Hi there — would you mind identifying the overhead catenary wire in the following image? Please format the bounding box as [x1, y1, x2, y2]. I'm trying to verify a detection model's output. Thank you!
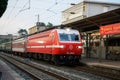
[1, 0, 80, 35]
[7, 0, 19, 19]
[17, 0, 73, 25]
[15, 0, 30, 17]
[1, 0, 19, 26]
[45, 0, 65, 15]
[0, 0, 19, 35]
[19, 0, 30, 12]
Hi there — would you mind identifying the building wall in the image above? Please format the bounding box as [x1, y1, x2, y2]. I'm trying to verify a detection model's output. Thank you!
[38, 26, 46, 32]
[62, 1, 120, 24]
[29, 26, 46, 34]
[0, 34, 18, 43]
[0, 35, 12, 39]
[62, 2, 86, 24]
[29, 26, 38, 34]
[62, 2, 85, 22]
[86, 2, 120, 17]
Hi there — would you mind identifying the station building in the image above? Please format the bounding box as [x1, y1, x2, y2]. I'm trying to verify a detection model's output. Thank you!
[62, 0, 120, 60]
[62, 0, 120, 24]
[28, 22, 46, 34]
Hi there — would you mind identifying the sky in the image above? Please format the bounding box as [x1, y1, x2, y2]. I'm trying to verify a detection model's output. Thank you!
[0, 0, 120, 35]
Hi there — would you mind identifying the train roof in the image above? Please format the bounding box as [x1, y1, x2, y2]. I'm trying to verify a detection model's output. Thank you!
[12, 25, 63, 40]
[27, 25, 65, 36]
[13, 25, 77, 40]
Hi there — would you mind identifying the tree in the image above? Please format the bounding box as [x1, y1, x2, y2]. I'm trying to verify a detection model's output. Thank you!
[46, 22, 53, 28]
[0, 0, 8, 17]
[40, 22, 46, 26]
[18, 29, 28, 37]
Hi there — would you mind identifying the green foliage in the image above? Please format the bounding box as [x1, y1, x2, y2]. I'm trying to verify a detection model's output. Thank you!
[18, 29, 28, 37]
[46, 22, 53, 28]
[40, 22, 46, 26]
[36, 22, 46, 26]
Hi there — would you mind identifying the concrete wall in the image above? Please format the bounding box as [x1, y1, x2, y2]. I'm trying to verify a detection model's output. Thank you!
[62, 1, 120, 24]
[62, 2, 85, 24]
[29, 26, 46, 34]
[86, 2, 120, 17]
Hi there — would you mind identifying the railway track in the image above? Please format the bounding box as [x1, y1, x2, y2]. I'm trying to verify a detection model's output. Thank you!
[27, 57, 120, 80]
[31, 57, 120, 80]
[72, 65, 120, 80]
[1, 52, 119, 80]
[0, 53, 69, 80]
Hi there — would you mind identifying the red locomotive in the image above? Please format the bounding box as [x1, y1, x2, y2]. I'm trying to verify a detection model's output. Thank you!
[1, 28, 83, 64]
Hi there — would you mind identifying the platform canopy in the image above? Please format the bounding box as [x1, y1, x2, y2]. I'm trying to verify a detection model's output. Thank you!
[64, 8, 120, 32]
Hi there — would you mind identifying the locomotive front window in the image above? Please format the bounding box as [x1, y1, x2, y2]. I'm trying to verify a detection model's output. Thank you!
[59, 33, 70, 41]
[59, 33, 80, 42]
[70, 34, 80, 41]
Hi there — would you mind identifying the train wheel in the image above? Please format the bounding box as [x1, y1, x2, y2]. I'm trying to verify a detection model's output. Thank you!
[22, 53, 26, 58]
[35, 53, 38, 59]
[38, 53, 43, 60]
[75, 55, 81, 65]
[33, 53, 38, 59]
[48, 54, 52, 61]
[52, 55, 60, 65]
[28, 53, 32, 59]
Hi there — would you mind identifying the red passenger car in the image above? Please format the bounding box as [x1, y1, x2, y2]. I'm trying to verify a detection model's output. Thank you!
[26, 28, 82, 64]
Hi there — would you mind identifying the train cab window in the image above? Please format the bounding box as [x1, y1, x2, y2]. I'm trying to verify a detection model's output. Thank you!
[70, 34, 80, 41]
[59, 33, 70, 41]
[59, 33, 80, 42]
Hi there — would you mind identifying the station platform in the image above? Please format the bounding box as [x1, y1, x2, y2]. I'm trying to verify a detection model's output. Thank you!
[81, 57, 120, 70]
[0, 60, 24, 80]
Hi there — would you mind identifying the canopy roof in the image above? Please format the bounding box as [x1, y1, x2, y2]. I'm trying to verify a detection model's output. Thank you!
[64, 8, 120, 32]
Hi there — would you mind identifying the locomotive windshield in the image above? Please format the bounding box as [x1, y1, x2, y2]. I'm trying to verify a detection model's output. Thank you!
[70, 34, 79, 41]
[59, 34, 70, 41]
[59, 33, 80, 42]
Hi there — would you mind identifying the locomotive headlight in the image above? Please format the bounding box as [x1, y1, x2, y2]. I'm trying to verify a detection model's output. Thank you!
[77, 46, 82, 49]
[65, 28, 70, 32]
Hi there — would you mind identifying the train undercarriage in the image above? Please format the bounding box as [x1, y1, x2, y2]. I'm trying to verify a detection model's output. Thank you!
[6, 51, 81, 65]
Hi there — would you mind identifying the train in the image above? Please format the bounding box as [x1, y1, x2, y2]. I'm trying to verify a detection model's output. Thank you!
[0, 28, 83, 64]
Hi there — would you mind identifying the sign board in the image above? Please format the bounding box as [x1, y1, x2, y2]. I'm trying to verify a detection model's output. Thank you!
[100, 23, 120, 35]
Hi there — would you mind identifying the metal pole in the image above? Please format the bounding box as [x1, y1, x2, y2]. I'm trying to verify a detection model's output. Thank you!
[0, 72, 2, 80]
[37, 14, 39, 22]
[99, 35, 103, 62]
[35, 14, 40, 22]
[86, 33, 88, 58]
